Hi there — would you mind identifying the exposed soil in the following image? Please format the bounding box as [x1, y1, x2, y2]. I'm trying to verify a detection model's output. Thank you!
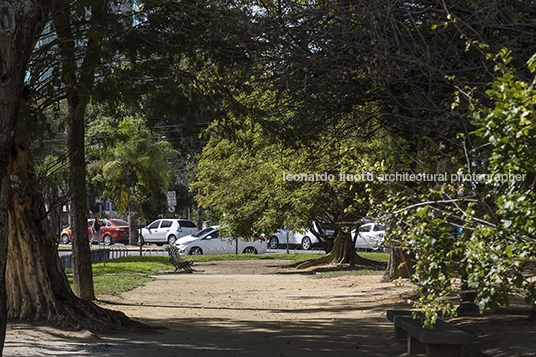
[3, 259, 536, 356]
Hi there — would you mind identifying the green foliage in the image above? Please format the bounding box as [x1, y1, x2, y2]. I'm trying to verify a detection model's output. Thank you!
[193, 108, 389, 241]
[381, 50, 536, 326]
[88, 117, 178, 216]
[472, 50, 536, 310]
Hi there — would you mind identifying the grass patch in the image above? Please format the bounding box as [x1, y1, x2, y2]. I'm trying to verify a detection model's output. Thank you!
[66, 256, 173, 296]
[181, 252, 389, 264]
[93, 275, 156, 296]
[66, 274, 156, 296]
[359, 251, 389, 261]
[179, 254, 276, 262]
[179, 252, 325, 264]
[90, 255, 174, 275]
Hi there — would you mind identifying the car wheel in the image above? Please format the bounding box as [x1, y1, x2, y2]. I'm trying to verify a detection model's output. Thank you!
[269, 237, 279, 249]
[301, 236, 312, 250]
[168, 235, 177, 245]
[243, 247, 258, 254]
[103, 235, 112, 246]
[189, 247, 203, 255]
[61, 234, 70, 244]
[156, 243, 164, 247]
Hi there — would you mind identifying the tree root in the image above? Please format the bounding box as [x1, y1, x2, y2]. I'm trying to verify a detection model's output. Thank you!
[296, 254, 335, 269]
[10, 295, 145, 333]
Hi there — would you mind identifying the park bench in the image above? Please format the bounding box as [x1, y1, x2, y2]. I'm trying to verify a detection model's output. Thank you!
[166, 245, 194, 273]
[387, 310, 472, 357]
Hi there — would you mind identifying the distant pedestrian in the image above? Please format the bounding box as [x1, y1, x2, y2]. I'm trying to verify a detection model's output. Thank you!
[92, 217, 102, 246]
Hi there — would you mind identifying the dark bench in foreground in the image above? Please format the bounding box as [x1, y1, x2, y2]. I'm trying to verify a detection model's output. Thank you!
[387, 310, 472, 357]
[166, 246, 194, 273]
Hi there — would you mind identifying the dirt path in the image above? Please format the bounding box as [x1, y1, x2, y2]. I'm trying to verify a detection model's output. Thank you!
[4, 260, 536, 356]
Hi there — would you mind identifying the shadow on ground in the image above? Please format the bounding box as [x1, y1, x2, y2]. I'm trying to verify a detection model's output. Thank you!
[6, 315, 407, 357]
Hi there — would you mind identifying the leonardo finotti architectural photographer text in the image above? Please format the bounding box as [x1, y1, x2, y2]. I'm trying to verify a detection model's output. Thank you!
[282, 171, 527, 183]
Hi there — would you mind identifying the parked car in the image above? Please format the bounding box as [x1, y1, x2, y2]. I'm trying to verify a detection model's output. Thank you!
[353, 222, 385, 251]
[98, 219, 130, 245]
[173, 227, 267, 255]
[268, 222, 334, 250]
[139, 218, 198, 246]
[60, 218, 130, 246]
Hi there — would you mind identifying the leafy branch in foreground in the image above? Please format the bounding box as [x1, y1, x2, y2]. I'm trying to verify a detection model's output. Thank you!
[378, 51, 536, 327]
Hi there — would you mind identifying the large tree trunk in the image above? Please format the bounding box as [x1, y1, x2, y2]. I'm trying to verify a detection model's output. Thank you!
[297, 232, 385, 270]
[7, 135, 141, 331]
[0, 0, 43, 351]
[380, 247, 415, 282]
[53, 1, 102, 299]
[67, 103, 95, 300]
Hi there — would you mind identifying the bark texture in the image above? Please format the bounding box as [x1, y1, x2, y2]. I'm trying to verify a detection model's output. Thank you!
[0, 0, 43, 351]
[68, 105, 95, 299]
[7, 136, 141, 331]
[380, 247, 415, 282]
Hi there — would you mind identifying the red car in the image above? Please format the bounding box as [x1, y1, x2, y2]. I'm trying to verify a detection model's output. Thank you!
[60, 219, 130, 246]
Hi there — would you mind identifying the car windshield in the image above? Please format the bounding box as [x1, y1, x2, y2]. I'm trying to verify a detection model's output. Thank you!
[193, 227, 214, 237]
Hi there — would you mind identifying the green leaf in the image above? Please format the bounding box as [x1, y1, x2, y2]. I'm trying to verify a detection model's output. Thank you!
[505, 245, 512, 258]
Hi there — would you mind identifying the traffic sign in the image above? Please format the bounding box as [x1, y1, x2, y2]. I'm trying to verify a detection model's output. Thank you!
[167, 191, 177, 206]
[168, 205, 176, 213]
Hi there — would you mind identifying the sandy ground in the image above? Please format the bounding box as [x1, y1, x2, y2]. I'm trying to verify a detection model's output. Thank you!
[4, 259, 536, 356]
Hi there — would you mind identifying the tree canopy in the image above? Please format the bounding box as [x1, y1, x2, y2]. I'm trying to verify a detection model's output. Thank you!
[88, 116, 178, 221]
[188, 0, 536, 325]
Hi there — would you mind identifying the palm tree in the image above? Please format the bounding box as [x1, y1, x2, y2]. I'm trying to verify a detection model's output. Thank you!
[90, 117, 178, 244]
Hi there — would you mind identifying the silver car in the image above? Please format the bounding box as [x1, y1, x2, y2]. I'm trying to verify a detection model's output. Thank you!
[353, 223, 385, 251]
[174, 227, 267, 255]
[140, 219, 199, 246]
[268, 222, 334, 250]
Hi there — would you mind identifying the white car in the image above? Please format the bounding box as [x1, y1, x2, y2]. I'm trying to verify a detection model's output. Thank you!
[140, 218, 199, 246]
[174, 227, 267, 255]
[268, 223, 334, 250]
[353, 222, 385, 250]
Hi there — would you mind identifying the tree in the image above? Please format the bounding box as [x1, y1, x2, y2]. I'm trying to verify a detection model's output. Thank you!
[179, 1, 536, 323]
[193, 113, 388, 269]
[165, 1, 535, 142]
[88, 117, 178, 244]
[3, 0, 173, 336]
[7, 121, 140, 333]
[0, 0, 44, 351]
[365, 48, 536, 327]
[45, 0, 130, 300]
